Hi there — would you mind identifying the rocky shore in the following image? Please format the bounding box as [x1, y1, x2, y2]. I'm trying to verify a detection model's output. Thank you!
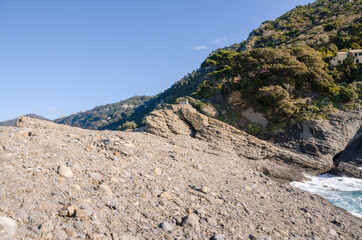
[0, 114, 361, 239]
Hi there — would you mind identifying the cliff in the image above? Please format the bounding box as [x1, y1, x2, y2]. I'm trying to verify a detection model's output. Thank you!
[271, 108, 362, 178]
[145, 105, 362, 180]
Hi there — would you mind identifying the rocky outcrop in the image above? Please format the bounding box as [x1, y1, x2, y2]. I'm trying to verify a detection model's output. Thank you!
[1, 116, 361, 239]
[330, 126, 362, 178]
[0, 113, 50, 126]
[145, 105, 337, 181]
[266, 109, 362, 177]
[273, 110, 361, 159]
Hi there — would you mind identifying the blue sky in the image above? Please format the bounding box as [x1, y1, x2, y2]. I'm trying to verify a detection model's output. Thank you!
[0, 0, 314, 121]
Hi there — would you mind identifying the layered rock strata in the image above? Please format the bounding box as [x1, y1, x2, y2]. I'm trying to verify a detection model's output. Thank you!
[146, 105, 337, 181]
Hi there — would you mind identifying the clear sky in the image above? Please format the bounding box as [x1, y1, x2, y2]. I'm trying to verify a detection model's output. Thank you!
[0, 0, 314, 121]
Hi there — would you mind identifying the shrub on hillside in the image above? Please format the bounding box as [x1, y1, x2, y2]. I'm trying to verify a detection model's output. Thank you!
[120, 121, 137, 130]
[246, 123, 263, 135]
[192, 80, 222, 99]
[198, 46, 337, 122]
[256, 85, 296, 118]
[340, 86, 358, 102]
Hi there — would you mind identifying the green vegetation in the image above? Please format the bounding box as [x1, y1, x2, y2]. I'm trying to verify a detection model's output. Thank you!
[236, 0, 362, 51]
[120, 121, 137, 130]
[340, 85, 359, 102]
[192, 80, 222, 99]
[200, 46, 360, 126]
[256, 85, 296, 118]
[246, 123, 263, 135]
[201, 50, 239, 78]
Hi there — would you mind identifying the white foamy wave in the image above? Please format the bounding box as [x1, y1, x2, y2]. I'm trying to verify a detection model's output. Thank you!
[291, 174, 362, 218]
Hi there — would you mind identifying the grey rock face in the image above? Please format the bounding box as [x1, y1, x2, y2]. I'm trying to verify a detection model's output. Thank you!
[271, 109, 362, 176]
[330, 126, 362, 178]
[146, 105, 362, 179]
[241, 107, 268, 127]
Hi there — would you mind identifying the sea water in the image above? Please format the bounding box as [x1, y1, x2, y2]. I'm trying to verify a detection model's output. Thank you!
[291, 173, 362, 218]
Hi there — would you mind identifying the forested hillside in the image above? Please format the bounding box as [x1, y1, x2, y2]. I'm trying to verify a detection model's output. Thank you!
[54, 96, 153, 130]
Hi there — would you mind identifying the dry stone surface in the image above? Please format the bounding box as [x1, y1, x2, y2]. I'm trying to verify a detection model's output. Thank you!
[0, 116, 361, 239]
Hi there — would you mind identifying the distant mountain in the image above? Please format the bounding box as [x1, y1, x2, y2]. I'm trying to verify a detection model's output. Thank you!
[54, 96, 154, 130]
[56, 0, 361, 132]
[0, 114, 50, 126]
[93, 67, 213, 131]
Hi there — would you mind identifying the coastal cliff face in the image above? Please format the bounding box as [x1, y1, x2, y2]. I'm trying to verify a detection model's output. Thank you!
[0, 116, 361, 239]
[330, 125, 362, 178]
[269, 109, 362, 178]
[145, 105, 362, 180]
[270, 109, 361, 158]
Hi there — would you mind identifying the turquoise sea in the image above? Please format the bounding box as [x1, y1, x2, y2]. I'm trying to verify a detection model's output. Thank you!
[291, 173, 362, 218]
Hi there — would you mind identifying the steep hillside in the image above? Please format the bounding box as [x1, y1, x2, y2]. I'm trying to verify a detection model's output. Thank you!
[54, 96, 153, 130]
[0, 114, 50, 126]
[124, 0, 361, 131]
[153, 0, 362, 136]
[56, 0, 361, 134]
